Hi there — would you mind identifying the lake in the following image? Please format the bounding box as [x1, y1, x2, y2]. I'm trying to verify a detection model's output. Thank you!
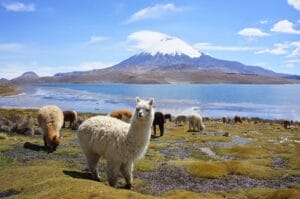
[0, 83, 299, 120]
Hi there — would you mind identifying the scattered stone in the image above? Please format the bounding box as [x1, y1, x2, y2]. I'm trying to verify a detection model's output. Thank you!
[207, 135, 255, 148]
[135, 165, 300, 195]
[222, 132, 230, 137]
[34, 127, 43, 135]
[160, 146, 191, 159]
[0, 189, 20, 198]
[200, 147, 216, 158]
[272, 158, 288, 169]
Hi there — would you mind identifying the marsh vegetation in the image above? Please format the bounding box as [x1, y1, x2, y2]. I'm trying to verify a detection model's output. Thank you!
[0, 108, 299, 198]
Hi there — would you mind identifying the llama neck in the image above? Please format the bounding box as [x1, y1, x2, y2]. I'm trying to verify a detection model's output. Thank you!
[126, 113, 153, 157]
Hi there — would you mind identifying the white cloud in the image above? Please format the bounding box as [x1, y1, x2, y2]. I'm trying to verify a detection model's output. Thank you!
[125, 3, 182, 24]
[238, 28, 270, 37]
[288, 0, 300, 10]
[88, 36, 109, 44]
[259, 20, 269, 24]
[256, 41, 300, 57]
[289, 41, 300, 57]
[127, 30, 201, 58]
[256, 43, 290, 55]
[271, 20, 300, 34]
[282, 59, 300, 69]
[193, 42, 259, 52]
[0, 43, 23, 51]
[2, 2, 35, 12]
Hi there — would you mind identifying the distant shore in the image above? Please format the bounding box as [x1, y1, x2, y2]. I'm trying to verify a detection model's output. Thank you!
[0, 107, 297, 124]
[0, 84, 21, 97]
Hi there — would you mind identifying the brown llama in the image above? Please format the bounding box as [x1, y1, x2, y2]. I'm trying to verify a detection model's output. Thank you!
[234, 115, 242, 124]
[109, 109, 132, 123]
[63, 110, 78, 128]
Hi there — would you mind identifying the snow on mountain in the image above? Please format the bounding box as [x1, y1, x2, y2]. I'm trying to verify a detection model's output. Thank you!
[128, 30, 202, 58]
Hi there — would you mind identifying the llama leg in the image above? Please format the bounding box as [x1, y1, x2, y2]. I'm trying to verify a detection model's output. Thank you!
[69, 120, 72, 128]
[63, 121, 65, 128]
[159, 123, 164, 136]
[85, 152, 100, 181]
[106, 160, 121, 187]
[43, 135, 50, 151]
[153, 125, 156, 136]
[43, 135, 47, 147]
[120, 162, 133, 189]
[188, 120, 191, 131]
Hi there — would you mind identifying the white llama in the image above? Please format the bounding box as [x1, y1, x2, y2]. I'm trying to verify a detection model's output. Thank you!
[187, 113, 205, 132]
[78, 97, 154, 189]
[37, 105, 64, 152]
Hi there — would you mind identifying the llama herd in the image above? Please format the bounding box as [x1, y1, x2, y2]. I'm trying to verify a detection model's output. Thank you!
[33, 97, 207, 188]
[36, 97, 154, 188]
[0, 97, 296, 189]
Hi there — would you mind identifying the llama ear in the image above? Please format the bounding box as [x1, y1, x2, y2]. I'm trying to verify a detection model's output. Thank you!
[136, 97, 141, 103]
[148, 98, 154, 106]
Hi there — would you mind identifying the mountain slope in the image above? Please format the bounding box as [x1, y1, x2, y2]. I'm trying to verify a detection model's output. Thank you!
[111, 52, 277, 77]
[10, 72, 40, 84]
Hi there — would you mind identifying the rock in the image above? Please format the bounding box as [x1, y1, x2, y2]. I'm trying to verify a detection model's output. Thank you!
[71, 117, 86, 130]
[200, 147, 216, 158]
[223, 132, 230, 137]
[11, 116, 35, 135]
[0, 124, 11, 132]
[34, 127, 43, 135]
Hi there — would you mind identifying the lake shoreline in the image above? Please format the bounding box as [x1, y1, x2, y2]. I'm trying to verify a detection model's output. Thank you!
[1, 83, 299, 121]
[0, 107, 297, 123]
[0, 84, 22, 97]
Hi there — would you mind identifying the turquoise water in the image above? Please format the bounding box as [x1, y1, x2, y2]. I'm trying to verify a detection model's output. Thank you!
[0, 83, 300, 120]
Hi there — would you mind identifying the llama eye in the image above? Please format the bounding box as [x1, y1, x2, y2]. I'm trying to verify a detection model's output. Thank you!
[145, 109, 150, 112]
[136, 108, 140, 112]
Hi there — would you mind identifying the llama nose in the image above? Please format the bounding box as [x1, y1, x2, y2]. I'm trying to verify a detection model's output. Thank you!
[138, 112, 143, 117]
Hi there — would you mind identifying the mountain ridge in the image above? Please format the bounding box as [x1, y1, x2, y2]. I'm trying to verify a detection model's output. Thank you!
[8, 53, 300, 84]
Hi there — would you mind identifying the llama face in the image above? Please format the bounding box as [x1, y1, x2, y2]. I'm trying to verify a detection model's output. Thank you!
[135, 97, 154, 120]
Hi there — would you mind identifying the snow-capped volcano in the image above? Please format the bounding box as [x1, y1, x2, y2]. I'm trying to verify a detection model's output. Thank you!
[128, 30, 202, 58]
[20, 30, 299, 84]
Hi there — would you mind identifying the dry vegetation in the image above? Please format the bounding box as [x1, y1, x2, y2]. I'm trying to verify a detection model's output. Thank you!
[0, 84, 21, 96]
[0, 108, 299, 198]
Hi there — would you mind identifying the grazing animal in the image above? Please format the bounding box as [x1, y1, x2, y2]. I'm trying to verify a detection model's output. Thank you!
[187, 114, 205, 132]
[234, 115, 242, 124]
[164, 114, 172, 122]
[175, 115, 187, 126]
[109, 109, 132, 123]
[153, 112, 165, 136]
[222, 116, 228, 123]
[37, 105, 64, 152]
[78, 97, 154, 189]
[63, 110, 78, 128]
[283, 120, 291, 129]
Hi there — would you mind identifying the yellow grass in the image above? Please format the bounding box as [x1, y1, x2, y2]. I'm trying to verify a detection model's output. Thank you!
[170, 159, 284, 179]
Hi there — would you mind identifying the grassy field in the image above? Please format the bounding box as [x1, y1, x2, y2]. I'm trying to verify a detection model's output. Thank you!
[0, 108, 299, 198]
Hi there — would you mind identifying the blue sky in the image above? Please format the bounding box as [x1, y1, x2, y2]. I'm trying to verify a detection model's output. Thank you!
[0, 0, 300, 79]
